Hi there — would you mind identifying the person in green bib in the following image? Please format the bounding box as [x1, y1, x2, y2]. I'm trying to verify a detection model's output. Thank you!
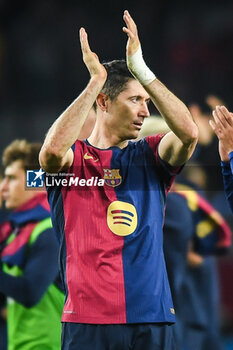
[0, 140, 64, 350]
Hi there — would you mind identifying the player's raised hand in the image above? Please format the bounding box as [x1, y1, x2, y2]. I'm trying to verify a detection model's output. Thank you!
[122, 11, 155, 86]
[79, 28, 107, 80]
[210, 106, 233, 140]
[209, 106, 233, 161]
[122, 10, 140, 57]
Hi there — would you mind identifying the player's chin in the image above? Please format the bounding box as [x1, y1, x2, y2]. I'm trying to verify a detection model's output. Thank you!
[4, 200, 13, 210]
[128, 129, 140, 140]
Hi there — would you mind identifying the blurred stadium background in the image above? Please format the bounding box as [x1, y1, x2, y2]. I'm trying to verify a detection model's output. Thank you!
[0, 0, 232, 151]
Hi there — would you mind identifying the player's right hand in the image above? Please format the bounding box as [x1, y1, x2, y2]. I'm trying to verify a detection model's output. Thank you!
[79, 28, 107, 81]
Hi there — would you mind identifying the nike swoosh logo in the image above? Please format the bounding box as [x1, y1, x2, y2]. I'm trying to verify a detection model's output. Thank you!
[84, 153, 94, 160]
[83, 153, 99, 162]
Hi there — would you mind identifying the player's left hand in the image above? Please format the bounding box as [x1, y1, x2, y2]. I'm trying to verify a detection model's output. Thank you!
[122, 10, 140, 57]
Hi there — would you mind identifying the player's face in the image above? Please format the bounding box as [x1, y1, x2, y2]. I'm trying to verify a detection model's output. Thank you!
[107, 79, 150, 140]
[1, 160, 34, 209]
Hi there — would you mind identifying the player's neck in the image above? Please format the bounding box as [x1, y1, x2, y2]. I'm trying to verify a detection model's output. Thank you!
[88, 125, 128, 149]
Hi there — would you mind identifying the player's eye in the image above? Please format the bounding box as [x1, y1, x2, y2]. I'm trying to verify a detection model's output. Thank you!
[131, 96, 139, 103]
[5, 175, 15, 181]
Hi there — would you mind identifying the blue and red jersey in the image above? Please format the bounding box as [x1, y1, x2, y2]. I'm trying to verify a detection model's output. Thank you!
[47, 134, 180, 324]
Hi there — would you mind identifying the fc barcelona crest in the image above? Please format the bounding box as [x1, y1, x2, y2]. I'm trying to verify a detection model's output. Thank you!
[103, 169, 122, 187]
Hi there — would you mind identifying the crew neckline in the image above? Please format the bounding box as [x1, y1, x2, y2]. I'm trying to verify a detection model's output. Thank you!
[85, 139, 130, 151]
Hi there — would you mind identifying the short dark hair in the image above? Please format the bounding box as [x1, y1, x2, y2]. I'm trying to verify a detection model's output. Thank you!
[102, 60, 134, 100]
[2, 140, 42, 171]
[94, 59, 135, 110]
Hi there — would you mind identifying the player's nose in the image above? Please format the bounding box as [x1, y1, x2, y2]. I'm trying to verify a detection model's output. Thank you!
[0, 178, 8, 192]
[139, 102, 150, 118]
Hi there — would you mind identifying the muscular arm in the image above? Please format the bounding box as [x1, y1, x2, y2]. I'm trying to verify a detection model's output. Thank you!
[123, 10, 198, 166]
[144, 80, 198, 166]
[0, 229, 60, 307]
[39, 28, 107, 173]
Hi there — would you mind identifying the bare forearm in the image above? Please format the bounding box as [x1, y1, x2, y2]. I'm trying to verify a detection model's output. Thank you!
[40, 77, 105, 171]
[145, 79, 197, 144]
[43, 78, 103, 156]
[123, 11, 198, 166]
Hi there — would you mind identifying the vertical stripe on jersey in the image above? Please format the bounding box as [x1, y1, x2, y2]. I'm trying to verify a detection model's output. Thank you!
[112, 140, 174, 323]
[61, 143, 126, 323]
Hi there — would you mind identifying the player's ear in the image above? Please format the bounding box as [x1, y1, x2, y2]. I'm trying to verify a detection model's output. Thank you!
[96, 93, 109, 112]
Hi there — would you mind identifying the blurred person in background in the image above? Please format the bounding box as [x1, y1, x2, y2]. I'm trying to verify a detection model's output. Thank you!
[141, 112, 231, 349]
[210, 105, 233, 213]
[171, 167, 231, 350]
[210, 105, 233, 344]
[163, 188, 193, 347]
[0, 169, 8, 350]
[0, 293, 7, 350]
[188, 96, 233, 233]
[0, 139, 64, 350]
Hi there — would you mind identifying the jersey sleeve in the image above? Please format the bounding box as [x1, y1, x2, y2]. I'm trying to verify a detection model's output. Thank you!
[145, 134, 183, 192]
[68, 140, 86, 173]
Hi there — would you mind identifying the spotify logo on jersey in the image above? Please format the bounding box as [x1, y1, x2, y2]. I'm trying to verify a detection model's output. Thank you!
[107, 201, 138, 236]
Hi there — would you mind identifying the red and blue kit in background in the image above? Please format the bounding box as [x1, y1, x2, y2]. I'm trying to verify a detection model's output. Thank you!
[47, 134, 181, 324]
